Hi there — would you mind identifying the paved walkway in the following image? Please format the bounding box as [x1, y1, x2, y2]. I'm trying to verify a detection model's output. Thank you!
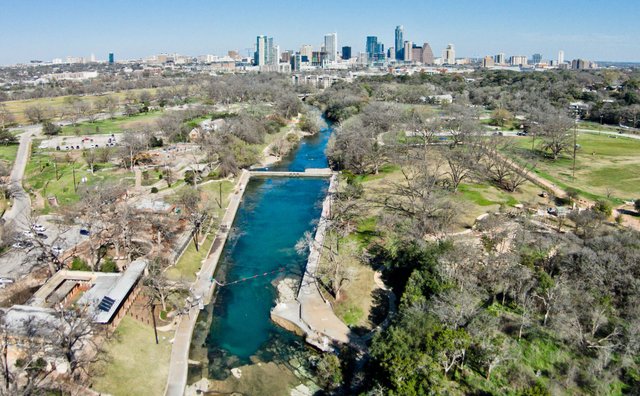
[249, 168, 333, 178]
[164, 170, 250, 396]
[272, 174, 351, 349]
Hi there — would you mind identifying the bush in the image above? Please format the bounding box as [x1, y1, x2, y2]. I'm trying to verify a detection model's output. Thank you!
[593, 199, 612, 217]
[70, 257, 90, 271]
[42, 121, 61, 136]
[151, 187, 159, 193]
[100, 257, 119, 273]
[635, 199, 640, 213]
[314, 354, 343, 390]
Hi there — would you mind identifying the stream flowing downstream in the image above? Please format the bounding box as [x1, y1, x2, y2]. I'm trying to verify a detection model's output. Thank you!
[188, 117, 334, 392]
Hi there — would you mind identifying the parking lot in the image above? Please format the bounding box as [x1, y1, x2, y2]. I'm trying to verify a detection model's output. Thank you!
[38, 133, 121, 151]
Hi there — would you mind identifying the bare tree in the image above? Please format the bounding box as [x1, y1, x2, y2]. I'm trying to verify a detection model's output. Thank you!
[0, 105, 15, 130]
[24, 105, 50, 124]
[529, 107, 574, 160]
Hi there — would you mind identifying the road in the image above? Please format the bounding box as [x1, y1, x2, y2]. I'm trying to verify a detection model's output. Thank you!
[2, 124, 40, 230]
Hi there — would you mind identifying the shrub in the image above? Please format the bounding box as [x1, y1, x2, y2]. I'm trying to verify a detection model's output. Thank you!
[635, 199, 640, 213]
[42, 121, 61, 136]
[70, 257, 90, 271]
[100, 257, 118, 273]
[593, 199, 612, 217]
[151, 187, 159, 193]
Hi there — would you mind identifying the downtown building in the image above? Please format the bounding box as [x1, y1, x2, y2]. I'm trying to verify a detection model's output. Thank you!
[324, 33, 338, 63]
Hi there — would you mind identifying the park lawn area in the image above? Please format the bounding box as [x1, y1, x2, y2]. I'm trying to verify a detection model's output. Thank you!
[3, 88, 159, 125]
[453, 181, 543, 228]
[320, 231, 378, 330]
[510, 133, 640, 201]
[91, 316, 172, 396]
[25, 152, 134, 211]
[59, 110, 163, 136]
[165, 232, 214, 282]
[165, 180, 234, 282]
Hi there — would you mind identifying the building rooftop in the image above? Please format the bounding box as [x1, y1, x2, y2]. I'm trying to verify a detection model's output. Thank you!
[77, 259, 147, 324]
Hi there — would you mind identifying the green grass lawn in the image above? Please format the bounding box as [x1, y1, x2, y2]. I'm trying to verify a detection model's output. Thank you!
[60, 111, 163, 136]
[510, 133, 640, 201]
[91, 316, 172, 396]
[165, 180, 234, 282]
[0, 144, 19, 167]
[166, 232, 215, 282]
[25, 152, 134, 211]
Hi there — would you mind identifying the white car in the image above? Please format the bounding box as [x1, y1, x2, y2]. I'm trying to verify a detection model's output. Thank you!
[0, 278, 14, 288]
[52, 246, 64, 256]
[22, 230, 34, 238]
[31, 223, 46, 233]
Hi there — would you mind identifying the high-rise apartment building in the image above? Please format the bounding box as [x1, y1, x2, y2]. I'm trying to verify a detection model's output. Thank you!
[443, 44, 455, 65]
[341, 46, 352, 60]
[324, 33, 338, 62]
[254, 35, 277, 66]
[395, 25, 404, 60]
[482, 56, 495, 67]
[558, 50, 565, 64]
[494, 53, 505, 65]
[510, 55, 528, 66]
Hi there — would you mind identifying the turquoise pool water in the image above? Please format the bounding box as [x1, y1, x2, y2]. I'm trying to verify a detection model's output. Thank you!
[200, 121, 333, 379]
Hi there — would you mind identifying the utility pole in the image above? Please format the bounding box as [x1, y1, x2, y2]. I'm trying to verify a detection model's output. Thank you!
[151, 303, 159, 344]
[572, 111, 578, 180]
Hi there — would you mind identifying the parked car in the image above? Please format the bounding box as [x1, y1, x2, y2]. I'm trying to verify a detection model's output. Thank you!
[79, 229, 90, 236]
[0, 278, 14, 288]
[31, 223, 46, 233]
[52, 246, 64, 256]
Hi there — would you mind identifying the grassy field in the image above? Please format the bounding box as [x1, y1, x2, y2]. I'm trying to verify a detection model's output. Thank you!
[24, 152, 133, 211]
[60, 111, 163, 136]
[3, 88, 159, 125]
[91, 316, 172, 396]
[0, 144, 19, 167]
[510, 133, 640, 201]
[165, 180, 234, 282]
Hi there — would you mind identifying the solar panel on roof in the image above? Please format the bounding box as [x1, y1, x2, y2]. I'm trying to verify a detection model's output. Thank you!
[98, 296, 115, 312]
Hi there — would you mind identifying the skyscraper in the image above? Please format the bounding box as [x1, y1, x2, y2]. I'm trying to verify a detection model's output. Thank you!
[341, 46, 352, 60]
[422, 42, 434, 64]
[443, 44, 455, 65]
[494, 53, 505, 65]
[255, 35, 267, 66]
[366, 36, 385, 62]
[108, 53, 114, 64]
[255, 35, 277, 67]
[558, 50, 565, 64]
[532, 53, 542, 64]
[404, 41, 413, 62]
[324, 33, 338, 62]
[366, 36, 378, 60]
[395, 25, 404, 60]
[300, 45, 313, 62]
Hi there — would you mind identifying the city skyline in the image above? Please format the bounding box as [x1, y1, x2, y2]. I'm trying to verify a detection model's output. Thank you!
[1, 0, 640, 65]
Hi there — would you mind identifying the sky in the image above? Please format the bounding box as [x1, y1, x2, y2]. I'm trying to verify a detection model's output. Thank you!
[1, 0, 639, 65]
